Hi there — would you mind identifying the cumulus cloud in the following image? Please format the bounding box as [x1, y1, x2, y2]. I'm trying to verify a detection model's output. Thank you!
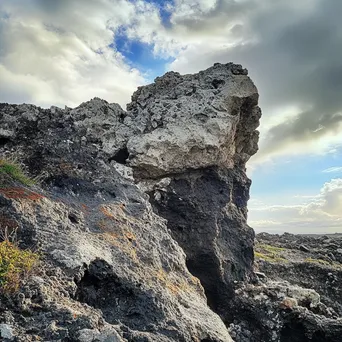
[249, 178, 342, 234]
[1, 0, 342, 159]
[1, 0, 342, 234]
[0, 0, 154, 108]
[3, 0, 342, 157]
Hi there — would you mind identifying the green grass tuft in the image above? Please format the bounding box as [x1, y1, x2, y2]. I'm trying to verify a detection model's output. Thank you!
[0, 159, 35, 186]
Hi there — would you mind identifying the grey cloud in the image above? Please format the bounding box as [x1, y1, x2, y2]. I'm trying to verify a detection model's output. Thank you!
[170, 0, 342, 158]
[171, 0, 256, 33]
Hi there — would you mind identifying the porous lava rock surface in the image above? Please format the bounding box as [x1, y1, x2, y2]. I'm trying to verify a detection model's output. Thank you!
[3, 62, 342, 342]
[0, 63, 260, 341]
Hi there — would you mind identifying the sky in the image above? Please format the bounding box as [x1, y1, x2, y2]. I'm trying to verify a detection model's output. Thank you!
[0, 0, 341, 234]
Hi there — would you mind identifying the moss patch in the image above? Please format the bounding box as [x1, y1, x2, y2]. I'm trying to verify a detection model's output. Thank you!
[0, 240, 39, 293]
[255, 243, 288, 263]
[304, 257, 342, 269]
[304, 257, 330, 266]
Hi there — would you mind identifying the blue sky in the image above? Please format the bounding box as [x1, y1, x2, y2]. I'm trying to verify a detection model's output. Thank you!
[251, 151, 342, 200]
[113, 34, 173, 81]
[1, 0, 342, 234]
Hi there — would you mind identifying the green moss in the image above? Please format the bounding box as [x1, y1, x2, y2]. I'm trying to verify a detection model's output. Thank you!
[0, 240, 39, 293]
[304, 257, 330, 266]
[258, 243, 285, 253]
[0, 159, 35, 186]
[304, 257, 342, 269]
[255, 251, 288, 263]
[255, 243, 288, 263]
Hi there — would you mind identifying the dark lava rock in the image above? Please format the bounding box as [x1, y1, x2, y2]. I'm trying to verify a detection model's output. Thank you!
[238, 233, 342, 342]
[0, 63, 261, 341]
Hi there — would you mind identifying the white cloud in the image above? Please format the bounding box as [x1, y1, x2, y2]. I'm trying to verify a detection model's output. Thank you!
[1, 0, 342, 234]
[249, 178, 342, 234]
[322, 167, 342, 174]
[2, 0, 342, 161]
[0, 0, 152, 108]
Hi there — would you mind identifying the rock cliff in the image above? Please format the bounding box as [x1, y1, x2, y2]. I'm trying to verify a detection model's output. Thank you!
[0, 63, 260, 341]
[2, 62, 341, 342]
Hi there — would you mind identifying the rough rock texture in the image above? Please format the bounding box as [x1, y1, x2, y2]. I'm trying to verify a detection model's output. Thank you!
[255, 233, 342, 316]
[128, 63, 260, 321]
[2, 62, 341, 342]
[228, 280, 342, 342]
[126, 63, 260, 177]
[226, 233, 342, 342]
[0, 63, 261, 341]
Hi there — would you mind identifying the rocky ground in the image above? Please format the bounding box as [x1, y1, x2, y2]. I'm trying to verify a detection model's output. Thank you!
[0, 63, 257, 342]
[230, 232, 342, 342]
[0, 62, 341, 342]
[255, 232, 342, 316]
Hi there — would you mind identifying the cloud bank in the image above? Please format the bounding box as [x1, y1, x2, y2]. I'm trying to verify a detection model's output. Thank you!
[249, 178, 342, 234]
[1, 0, 342, 233]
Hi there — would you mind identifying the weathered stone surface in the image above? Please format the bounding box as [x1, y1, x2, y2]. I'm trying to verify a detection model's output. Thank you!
[233, 233, 342, 342]
[126, 63, 260, 177]
[2, 61, 341, 342]
[0, 324, 15, 340]
[1, 63, 257, 342]
[255, 233, 342, 316]
[131, 64, 260, 322]
[228, 280, 342, 342]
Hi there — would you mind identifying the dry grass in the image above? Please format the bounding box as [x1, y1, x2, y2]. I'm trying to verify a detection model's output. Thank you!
[0, 240, 39, 293]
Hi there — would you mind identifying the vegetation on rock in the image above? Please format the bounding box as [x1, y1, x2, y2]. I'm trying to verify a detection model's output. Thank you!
[0, 240, 38, 293]
[0, 159, 35, 186]
[254, 243, 288, 263]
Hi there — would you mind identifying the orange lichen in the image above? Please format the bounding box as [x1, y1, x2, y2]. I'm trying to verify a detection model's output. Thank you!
[100, 206, 115, 219]
[0, 187, 44, 201]
[81, 203, 89, 213]
[97, 204, 141, 262]
[190, 275, 201, 286]
[153, 268, 191, 296]
[124, 231, 136, 241]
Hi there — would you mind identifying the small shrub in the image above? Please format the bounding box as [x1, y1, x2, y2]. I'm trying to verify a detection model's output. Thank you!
[0, 159, 35, 186]
[0, 240, 39, 293]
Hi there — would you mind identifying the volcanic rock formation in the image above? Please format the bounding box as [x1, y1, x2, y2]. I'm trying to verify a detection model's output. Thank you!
[0, 63, 260, 341]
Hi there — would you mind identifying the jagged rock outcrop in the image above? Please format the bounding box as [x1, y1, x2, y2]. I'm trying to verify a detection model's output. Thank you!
[125, 63, 260, 320]
[227, 233, 342, 342]
[0, 63, 260, 341]
[2, 62, 341, 342]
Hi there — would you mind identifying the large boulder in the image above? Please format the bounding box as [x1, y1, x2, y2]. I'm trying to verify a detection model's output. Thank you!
[0, 62, 261, 341]
[126, 63, 260, 320]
